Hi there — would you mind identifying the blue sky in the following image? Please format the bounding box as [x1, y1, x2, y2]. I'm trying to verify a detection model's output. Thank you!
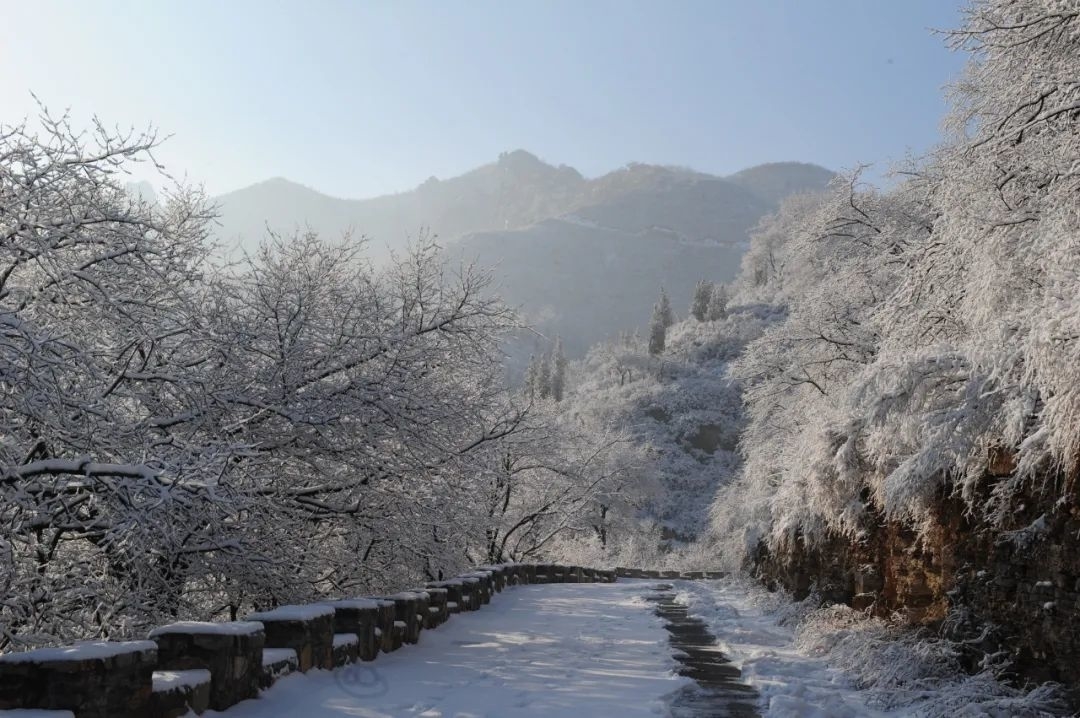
[1, 0, 967, 197]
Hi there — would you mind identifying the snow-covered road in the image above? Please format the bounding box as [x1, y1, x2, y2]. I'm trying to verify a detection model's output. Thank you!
[211, 582, 691, 717]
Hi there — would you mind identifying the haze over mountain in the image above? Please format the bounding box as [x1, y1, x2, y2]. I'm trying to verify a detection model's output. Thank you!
[213, 152, 834, 359]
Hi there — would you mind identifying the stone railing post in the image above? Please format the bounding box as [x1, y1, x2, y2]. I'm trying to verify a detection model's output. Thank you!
[149, 621, 264, 712]
[427, 580, 466, 613]
[321, 599, 381, 661]
[367, 599, 400, 653]
[422, 587, 449, 628]
[460, 570, 493, 602]
[384, 592, 425, 644]
[0, 640, 157, 718]
[332, 634, 359, 666]
[477, 565, 507, 591]
[246, 605, 335, 672]
[458, 576, 484, 608]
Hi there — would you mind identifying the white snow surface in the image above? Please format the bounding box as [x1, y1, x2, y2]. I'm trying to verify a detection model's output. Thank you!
[0, 640, 156, 663]
[262, 648, 298, 667]
[153, 669, 212, 692]
[149, 621, 263, 637]
[321, 599, 383, 610]
[673, 577, 1063, 717]
[671, 579, 879, 717]
[332, 634, 358, 648]
[247, 605, 335, 622]
[211, 582, 687, 717]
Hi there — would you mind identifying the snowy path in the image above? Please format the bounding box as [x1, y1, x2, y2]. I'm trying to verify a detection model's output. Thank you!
[211, 582, 692, 717]
[675, 579, 882, 718]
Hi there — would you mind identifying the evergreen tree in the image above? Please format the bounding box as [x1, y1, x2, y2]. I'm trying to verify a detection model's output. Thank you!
[657, 286, 676, 328]
[550, 336, 568, 402]
[524, 354, 539, 400]
[690, 280, 713, 321]
[536, 351, 552, 399]
[648, 302, 667, 356]
[707, 284, 728, 320]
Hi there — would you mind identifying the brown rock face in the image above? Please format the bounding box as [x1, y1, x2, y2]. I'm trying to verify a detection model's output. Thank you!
[755, 478, 1080, 702]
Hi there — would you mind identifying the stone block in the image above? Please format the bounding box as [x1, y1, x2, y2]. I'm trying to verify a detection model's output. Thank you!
[457, 576, 485, 608]
[367, 599, 397, 653]
[477, 565, 507, 591]
[321, 599, 381, 661]
[260, 648, 297, 689]
[504, 564, 523, 585]
[149, 621, 263, 711]
[427, 580, 466, 612]
[384, 592, 427, 644]
[332, 634, 359, 666]
[150, 669, 211, 718]
[520, 563, 537, 583]
[246, 605, 335, 672]
[0, 640, 157, 718]
[423, 588, 449, 627]
[461, 571, 494, 602]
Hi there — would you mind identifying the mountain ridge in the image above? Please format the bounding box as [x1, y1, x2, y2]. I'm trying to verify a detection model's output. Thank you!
[213, 152, 833, 255]
[213, 153, 835, 362]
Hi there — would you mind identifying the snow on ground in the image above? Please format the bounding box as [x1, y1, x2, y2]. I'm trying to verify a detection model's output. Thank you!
[212, 582, 688, 717]
[673, 578, 880, 718]
[674, 577, 1064, 718]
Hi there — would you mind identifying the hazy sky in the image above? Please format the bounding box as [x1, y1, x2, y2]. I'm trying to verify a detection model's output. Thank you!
[1, 0, 967, 198]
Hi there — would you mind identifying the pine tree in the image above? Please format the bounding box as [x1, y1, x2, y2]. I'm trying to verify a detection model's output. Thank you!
[690, 280, 713, 321]
[657, 287, 675, 328]
[648, 302, 666, 356]
[549, 336, 567, 402]
[706, 284, 728, 320]
[536, 352, 552, 399]
[524, 354, 539, 400]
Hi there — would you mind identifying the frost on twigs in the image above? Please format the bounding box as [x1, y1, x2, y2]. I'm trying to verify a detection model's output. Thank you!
[0, 111, 618, 650]
[707, 0, 1080, 557]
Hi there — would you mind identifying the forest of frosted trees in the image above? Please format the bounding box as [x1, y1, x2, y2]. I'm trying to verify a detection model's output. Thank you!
[708, 0, 1080, 560]
[550, 0, 1080, 574]
[2, 8, 1078, 704]
[0, 116, 629, 650]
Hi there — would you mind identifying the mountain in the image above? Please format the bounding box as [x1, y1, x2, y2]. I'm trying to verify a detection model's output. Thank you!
[449, 161, 833, 361]
[727, 161, 835, 206]
[212, 154, 834, 360]
[213, 150, 586, 258]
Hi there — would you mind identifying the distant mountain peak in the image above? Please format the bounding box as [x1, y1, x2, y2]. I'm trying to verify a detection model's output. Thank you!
[498, 149, 544, 167]
[726, 162, 834, 206]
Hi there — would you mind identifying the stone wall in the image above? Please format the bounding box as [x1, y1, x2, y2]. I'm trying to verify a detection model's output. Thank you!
[4, 563, 719, 717]
[754, 477, 1080, 702]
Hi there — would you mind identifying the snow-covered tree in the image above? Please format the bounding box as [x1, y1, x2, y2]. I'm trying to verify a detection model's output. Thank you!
[656, 287, 676, 328]
[536, 352, 552, 399]
[706, 284, 728, 321]
[708, 0, 1080, 564]
[0, 111, 613, 649]
[690, 280, 713, 321]
[549, 336, 568, 402]
[648, 304, 667, 356]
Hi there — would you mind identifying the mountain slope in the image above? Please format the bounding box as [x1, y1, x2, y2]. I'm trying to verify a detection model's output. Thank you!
[213, 154, 834, 358]
[451, 162, 832, 359]
[214, 150, 585, 257]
